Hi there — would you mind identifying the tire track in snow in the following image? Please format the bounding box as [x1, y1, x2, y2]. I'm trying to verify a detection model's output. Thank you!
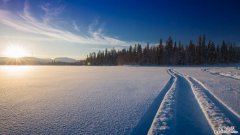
[148, 69, 213, 135]
[173, 70, 213, 135]
[132, 69, 175, 135]
[147, 69, 177, 135]
[186, 76, 240, 134]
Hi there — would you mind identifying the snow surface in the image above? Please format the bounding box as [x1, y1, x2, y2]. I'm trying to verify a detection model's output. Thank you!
[0, 66, 170, 135]
[1, 66, 239, 135]
[175, 67, 240, 115]
[203, 67, 240, 80]
[186, 76, 239, 134]
[149, 69, 214, 135]
[148, 69, 177, 135]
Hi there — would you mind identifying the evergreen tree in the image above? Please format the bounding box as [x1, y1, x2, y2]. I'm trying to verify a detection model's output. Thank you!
[86, 36, 240, 65]
[165, 36, 173, 64]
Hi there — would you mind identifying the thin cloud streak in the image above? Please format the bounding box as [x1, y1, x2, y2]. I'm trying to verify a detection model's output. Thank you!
[0, 1, 132, 47]
[72, 21, 80, 31]
[40, 2, 65, 24]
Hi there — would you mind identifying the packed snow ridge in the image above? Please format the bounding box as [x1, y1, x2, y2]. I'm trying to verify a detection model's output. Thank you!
[148, 68, 239, 135]
[186, 76, 239, 134]
[148, 69, 177, 135]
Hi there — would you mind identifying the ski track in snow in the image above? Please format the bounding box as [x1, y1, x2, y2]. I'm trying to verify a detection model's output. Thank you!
[148, 69, 240, 135]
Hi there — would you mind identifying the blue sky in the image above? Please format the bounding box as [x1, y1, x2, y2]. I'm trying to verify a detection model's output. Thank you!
[0, 0, 240, 59]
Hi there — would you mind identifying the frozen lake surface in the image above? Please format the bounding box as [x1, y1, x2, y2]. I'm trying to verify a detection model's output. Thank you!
[0, 66, 170, 134]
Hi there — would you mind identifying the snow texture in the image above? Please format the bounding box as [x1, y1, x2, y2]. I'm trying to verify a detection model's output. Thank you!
[175, 67, 240, 115]
[148, 69, 177, 135]
[186, 76, 240, 134]
[1, 66, 239, 135]
[0, 66, 170, 135]
[149, 69, 214, 135]
[203, 67, 240, 80]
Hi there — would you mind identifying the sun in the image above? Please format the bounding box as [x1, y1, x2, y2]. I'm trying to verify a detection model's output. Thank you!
[4, 46, 29, 58]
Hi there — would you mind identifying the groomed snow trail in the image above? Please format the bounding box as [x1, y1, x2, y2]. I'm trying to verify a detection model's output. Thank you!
[147, 69, 177, 135]
[132, 71, 175, 135]
[186, 76, 240, 134]
[148, 69, 213, 135]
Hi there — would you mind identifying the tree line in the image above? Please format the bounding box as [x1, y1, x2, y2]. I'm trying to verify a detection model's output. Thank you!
[86, 35, 240, 65]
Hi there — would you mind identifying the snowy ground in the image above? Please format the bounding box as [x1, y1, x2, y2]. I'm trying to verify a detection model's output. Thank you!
[202, 67, 240, 80]
[176, 67, 240, 115]
[149, 68, 239, 135]
[0, 66, 239, 135]
[0, 66, 169, 135]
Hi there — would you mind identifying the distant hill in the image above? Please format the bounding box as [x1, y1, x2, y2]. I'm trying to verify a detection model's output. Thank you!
[0, 57, 79, 65]
[54, 57, 78, 63]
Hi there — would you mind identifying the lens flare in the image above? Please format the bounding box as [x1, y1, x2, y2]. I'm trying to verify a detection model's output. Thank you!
[4, 46, 29, 58]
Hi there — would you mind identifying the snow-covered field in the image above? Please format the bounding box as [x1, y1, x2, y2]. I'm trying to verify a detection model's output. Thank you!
[0, 66, 170, 135]
[149, 67, 239, 135]
[203, 67, 240, 80]
[176, 67, 240, 115]
[0, 66, 239, 135]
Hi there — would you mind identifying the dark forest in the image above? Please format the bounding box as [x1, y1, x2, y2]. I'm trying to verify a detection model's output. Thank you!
[86, 35, 240, 65]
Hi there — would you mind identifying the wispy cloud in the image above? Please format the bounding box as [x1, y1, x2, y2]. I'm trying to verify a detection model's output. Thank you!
[72, 21, 80, 31]
[0, 1, 131, 47]
[40, 2, 65, 24]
